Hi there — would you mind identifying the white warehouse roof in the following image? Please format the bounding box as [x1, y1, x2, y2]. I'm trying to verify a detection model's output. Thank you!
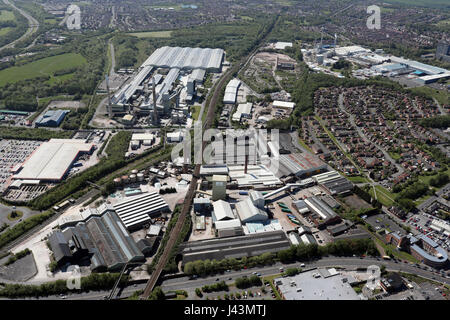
[13, 139, 94, 181]
[212, 200, 235, 221]
[235, 197, 268, 223]
[274, 42, 293, 50]
[215, 218, 242, 230]
[223, 78, 241, 104]
[273, 100, 295, 109]
[142, 46, 224, 71]
[113, 192, 169, 230]
[232, 102, 253, 122]
[132, 133, 155, 141]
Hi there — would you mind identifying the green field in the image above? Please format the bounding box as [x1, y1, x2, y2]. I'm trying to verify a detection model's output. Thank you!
[410, 86, 449, 106]
[347, 176, 370, 184]
[0, 53, 87, 86]
[191, 105, 201, 121]
[44, 18, 58, 24]
[0, 27, 11, 36]
[436, 18, 450, 27]
[128, 30, 172, 38]
[368, 185, 396, 207]
[383, 0, 450, 8]
[0, 10, 14, 21]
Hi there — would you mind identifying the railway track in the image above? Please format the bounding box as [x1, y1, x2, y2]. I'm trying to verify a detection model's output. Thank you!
[141, 16, 279, 299]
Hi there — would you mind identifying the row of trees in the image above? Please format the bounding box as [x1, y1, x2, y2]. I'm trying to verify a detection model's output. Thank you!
[420, 115, 450, 128]
[0, 211, 54, 249]
[184, 239, 378, 276]
[0, 273, 129, 298]
[0, 126, 73, 140]
[277, 239, 379, 264]
[0, 8, 27, 48]
[235, 275, 262, 289]
[201, 281, 228, 293]
[4, 248, 31, 266]
[183, 252, 276, 276]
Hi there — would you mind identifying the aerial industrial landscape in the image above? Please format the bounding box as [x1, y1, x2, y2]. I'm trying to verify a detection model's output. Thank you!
[0, 0, 449, 306]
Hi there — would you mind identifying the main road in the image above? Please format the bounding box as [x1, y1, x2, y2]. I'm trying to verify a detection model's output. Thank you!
[8, 256, 448, 300]
[0, 0, 39, 52]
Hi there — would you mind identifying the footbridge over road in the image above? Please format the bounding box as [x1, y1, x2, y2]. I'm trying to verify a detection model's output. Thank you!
[263, 178, 315, 201]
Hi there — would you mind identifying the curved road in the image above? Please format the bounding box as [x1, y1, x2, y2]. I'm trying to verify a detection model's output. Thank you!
[0, 0, 39, 52]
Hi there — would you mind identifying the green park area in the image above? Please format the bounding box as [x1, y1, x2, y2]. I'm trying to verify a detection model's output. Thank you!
[0, 26, 11, 36]
[0, 9, 15, 21]
[0, 53, 87, 86]
[127, 30, 173, 38]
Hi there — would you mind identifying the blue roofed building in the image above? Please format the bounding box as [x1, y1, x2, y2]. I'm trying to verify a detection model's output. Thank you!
[35, 109, 69, 127]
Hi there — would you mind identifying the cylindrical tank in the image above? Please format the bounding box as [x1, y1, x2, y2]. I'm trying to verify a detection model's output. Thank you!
[131, 169, 138, 174]
[113, 178, 122, 186]
[122, 175, 129, 183]
[129, 174, 137, 182]
[137, 173, 144, 182]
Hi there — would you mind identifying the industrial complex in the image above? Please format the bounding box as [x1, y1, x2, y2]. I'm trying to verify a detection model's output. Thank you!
[100, 46, 225, 128]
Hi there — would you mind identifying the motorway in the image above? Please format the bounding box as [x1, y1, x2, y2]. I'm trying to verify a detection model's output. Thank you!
[10, 256, 448, 300]
[0, 0, 39, 52]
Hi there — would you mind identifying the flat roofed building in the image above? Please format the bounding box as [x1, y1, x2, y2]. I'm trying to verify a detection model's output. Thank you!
[273, 100, 295, 110]
[232, 102, 253, 122]
[113, 192, 169, 230]
[214, 218, 242, 230]
[35, 109, 69, 127]
[167, 131, 184, 143]
[13, 139, 94, 182]
[274, 268, 360, 300]
[274, 42, 293, 50]
[131, 133, 155, 142]
[180, 230, 290, 264]
[142, 46, 224, 72]
[335, 46, 370, 57]
[200, 164, 229, 176]
[228, 164, 282, 188]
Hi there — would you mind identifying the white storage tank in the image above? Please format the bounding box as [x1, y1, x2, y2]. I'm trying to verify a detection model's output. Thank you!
[129, 174, 137, 182]
[113, 178, 122, 186]
[137, 173, 145, 182]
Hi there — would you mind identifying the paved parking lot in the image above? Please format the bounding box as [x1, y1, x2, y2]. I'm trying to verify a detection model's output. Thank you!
[365, 213, 404, 234]
[0, 140, 42, 193]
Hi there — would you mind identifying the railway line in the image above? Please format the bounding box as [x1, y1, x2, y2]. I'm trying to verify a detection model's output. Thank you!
[140, 16, 279, 299]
